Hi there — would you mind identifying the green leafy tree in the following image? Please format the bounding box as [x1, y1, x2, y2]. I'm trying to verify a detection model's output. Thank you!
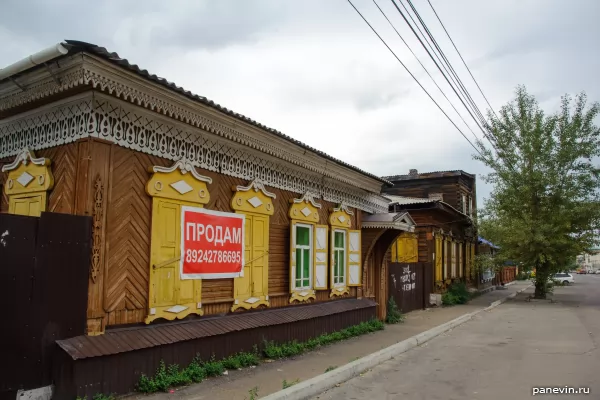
[475, 86, 600, 298]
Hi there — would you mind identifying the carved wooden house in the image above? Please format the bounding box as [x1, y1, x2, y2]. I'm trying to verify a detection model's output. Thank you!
[382, 170, 478, 293]
[0, 41, 415, 398]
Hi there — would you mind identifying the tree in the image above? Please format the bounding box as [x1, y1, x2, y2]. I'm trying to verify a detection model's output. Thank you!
[475, 86, 600, 298]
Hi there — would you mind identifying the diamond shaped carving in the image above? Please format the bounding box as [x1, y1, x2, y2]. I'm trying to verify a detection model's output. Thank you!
[338, 215, 346, 223]
[170, 180, 193, 195]
[245, 297, 260, 304]
[301, 207, 312, 217]
[17, 171, 34, 187]
[247, 196, 263, 208]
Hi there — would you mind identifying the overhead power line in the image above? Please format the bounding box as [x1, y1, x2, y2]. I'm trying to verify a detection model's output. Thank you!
[392, 0, 489, 135]
[426, 0, 499, 120]
[371, 0, 480, 142]
[345, 0, 484, 157]
[403, 0, 488, 128]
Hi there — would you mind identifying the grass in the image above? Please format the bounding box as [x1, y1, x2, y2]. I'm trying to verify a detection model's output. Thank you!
[325, 365, 338, 372]
[246, 386, 259, 400]
[136, 318, 385, 393]
[263, 319, 384, 359]
[282, 379, 300, 389]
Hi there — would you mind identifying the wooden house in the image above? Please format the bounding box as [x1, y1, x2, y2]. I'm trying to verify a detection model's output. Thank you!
[0, 41, 414, 399]
[382, 169, 478, 294]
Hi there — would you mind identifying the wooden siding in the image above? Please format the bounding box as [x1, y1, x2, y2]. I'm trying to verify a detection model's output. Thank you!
[2, 140, 363, 330]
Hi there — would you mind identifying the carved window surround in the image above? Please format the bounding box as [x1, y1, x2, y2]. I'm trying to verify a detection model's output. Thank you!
[0, 56, 390, 207]
[0, 94, 389, 213]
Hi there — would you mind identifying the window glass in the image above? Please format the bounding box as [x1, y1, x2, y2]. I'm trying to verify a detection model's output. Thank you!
[294, 225, 312, 289]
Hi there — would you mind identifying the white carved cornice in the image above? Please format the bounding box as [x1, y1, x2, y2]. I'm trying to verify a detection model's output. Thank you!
[0, 95, 389, 213]
[1, 148, 50, 172]
[292, 192, 323, 209]
[1, 54, 385, 195]
[235, 179, 277, 199]
[151, 159, 213, 184]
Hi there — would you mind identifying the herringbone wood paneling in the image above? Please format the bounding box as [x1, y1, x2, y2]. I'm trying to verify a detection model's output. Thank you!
[39, 143, 79, 214]
[104, 147, 160, 323]
[0, 157, 9, 213]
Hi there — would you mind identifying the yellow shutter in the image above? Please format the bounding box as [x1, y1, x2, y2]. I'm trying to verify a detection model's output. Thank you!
[459, 243, 463, 277]
[148, 199, 202, 322]
[451, 241, 457, 277]
[236, 216, 253, 300]
[435, 235, 443, 281]
[444, 237, 450, 279]
[314, 224, 328, 289]
[251, 214, 269, 299]
[465, 242, 471, 280]
[145, 159, 211, 324]
[348, 230, 361, 286]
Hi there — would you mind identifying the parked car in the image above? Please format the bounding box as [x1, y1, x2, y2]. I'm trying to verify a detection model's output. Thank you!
[577, 269, 587, 274]
[552, 273, 574, 285]
[595, 270, 600, 274]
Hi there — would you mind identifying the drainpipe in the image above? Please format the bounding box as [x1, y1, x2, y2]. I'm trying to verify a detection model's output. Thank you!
[0, 43, 68, 82]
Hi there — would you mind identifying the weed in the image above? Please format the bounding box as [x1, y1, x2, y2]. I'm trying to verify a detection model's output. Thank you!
[137, 319, 384, 393]
[385, 297, 405, 324]
[442, 282, 471, 305]
[263, 319, 383, 360]
[282, 379, 300, 389]
[325, 365, 338, 372]
[247, 386, 259, 400]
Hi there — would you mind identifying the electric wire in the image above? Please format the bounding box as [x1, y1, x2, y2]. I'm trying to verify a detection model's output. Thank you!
[345, 0, 484, 157]
[372, 0, 480, 142]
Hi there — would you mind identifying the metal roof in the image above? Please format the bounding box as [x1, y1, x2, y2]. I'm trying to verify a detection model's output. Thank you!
[56, 298, 376, 360]
[362, 211, 416, 231]
[25, 40, 388, 187]
[383, 170, 475, 182]
[383, 194, 436, 206]
[478, 236, 500, 249]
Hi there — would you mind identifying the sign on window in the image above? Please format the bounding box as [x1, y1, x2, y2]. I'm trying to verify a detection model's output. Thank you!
[181, 206, 245, 279]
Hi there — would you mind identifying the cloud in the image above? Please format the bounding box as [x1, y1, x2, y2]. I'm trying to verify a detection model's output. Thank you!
[1, 0, 599, 206]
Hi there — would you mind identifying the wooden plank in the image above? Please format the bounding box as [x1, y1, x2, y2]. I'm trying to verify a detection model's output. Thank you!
[39, 143, 79, 214]
[86, 141, 112, 329]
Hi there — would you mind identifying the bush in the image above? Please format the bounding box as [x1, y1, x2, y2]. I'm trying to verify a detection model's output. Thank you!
[442, 282, 471, 305]
[385, 297, 405, 324]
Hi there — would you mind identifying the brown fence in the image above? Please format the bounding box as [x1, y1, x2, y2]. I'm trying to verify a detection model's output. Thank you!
[388, 262, 433, 314]
[53, 299, 376, 399]
[0, 212, 91, 400]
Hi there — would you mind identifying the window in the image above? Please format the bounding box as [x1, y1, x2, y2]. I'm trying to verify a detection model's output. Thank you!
[468, 196, 473, 217]
[294, 224, 313, 289]
[333, 230, 346, 286]
[462, 194, 467, 214]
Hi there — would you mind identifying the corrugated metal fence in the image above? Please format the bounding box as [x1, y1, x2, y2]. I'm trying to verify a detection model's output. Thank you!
[0, 212, 91, 400]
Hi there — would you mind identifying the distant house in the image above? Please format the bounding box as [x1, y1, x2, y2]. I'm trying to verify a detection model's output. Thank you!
[381, 169, 477, 294]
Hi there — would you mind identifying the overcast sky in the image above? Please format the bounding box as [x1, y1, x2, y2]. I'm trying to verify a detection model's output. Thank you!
[1, 0, 599, 205]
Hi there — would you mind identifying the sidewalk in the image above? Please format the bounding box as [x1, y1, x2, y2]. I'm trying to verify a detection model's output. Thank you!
[128, 281, 531, 400]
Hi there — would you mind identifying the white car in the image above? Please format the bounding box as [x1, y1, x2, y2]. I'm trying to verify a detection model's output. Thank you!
[552, 273, 574, 285]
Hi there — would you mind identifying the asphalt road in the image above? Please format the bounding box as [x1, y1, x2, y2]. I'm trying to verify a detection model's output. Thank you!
[318, 275, 600, 400]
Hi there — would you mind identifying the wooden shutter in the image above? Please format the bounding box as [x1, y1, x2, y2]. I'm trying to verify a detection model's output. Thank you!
[314, 224, 328, 289]
[348, 230, 362, 286]
[458, 243, 463, 278]
[435, 235, 443, 281]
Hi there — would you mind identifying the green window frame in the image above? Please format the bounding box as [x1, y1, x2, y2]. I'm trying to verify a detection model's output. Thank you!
[333, 229, 346, 286]
[294, 224, 312, 290]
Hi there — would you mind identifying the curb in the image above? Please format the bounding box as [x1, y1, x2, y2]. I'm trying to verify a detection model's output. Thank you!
[260, 284, 533, 400]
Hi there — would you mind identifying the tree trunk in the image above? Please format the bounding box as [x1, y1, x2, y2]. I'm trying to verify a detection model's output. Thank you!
[534, 278, 546, 299]
[534, 263, 549, 299]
